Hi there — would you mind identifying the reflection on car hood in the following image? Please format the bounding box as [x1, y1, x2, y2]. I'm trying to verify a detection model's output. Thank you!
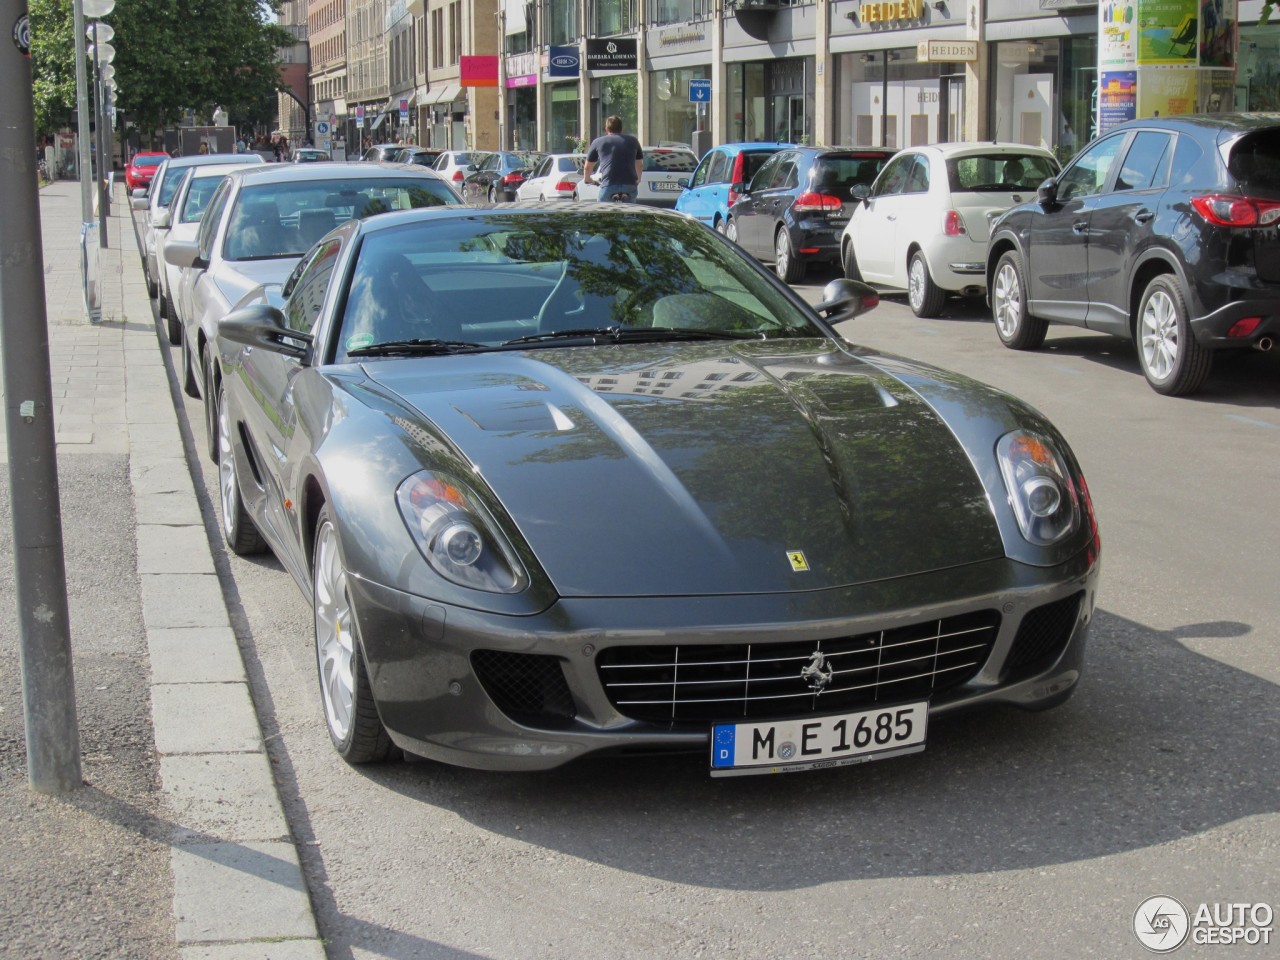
[366, 339, 1004, 597]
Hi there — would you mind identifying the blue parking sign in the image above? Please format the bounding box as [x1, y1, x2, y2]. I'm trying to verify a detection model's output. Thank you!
[689, 79, 711, 103]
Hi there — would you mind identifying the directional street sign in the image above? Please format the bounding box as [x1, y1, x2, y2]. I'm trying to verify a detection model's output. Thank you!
[689, 79, 712, 103]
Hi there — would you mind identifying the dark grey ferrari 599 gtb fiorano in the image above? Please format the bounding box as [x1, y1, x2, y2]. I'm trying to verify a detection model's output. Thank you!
[212, 204, 1101, 776]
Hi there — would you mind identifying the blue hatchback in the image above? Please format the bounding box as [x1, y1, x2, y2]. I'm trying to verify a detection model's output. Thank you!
[674, 142, 790, 233]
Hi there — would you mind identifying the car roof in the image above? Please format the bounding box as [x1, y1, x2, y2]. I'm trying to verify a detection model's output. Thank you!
[228, 161, 450, 186]
[906, 142, 1058, 159]
[164, 153, 265, 170]
[1109, 112, 1280, 139]
[186, 162, 260, 179]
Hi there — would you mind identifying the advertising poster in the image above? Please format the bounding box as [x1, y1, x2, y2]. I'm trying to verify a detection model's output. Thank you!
[1199, 0, 1237, 67]
[1137, 65, 1198, 116]
[1198, 69, 1235, 111]
[1138, 0, 1199, 64]
[1100, 0, 1138, 66]
[1099, 70, 1138, 133]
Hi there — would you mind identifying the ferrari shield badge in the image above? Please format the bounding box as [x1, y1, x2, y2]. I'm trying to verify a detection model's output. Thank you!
[787, 550, 809, 572]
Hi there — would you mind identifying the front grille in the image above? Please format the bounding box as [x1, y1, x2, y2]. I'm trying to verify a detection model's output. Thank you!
[471, 650, 576, 724]
[596, 611, 1000, 724]
[1002, 591, 1083, 680]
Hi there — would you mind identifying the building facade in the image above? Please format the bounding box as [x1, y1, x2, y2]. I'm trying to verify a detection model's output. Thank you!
[308, 0, 348, 155]
[277, 0, 311, 148]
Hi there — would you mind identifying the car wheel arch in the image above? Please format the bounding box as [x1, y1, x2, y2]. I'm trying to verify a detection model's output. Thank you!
[987, 236, 1020, 293]
[1127, 254, 1185, 340]
[301, 474, 329, 576]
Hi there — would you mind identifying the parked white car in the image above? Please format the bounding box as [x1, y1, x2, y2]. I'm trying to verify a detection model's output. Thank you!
[164, 163, 463, 463]
[575, 146, 698, 207]
[157, 162, 261, 345]
[841, 142, 1060, 317]
[515, 153, 586, 200]
[431, 150, 491, 190]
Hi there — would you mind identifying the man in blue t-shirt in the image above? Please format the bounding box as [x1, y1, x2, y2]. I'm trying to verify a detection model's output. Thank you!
[584, 116, 644, 203]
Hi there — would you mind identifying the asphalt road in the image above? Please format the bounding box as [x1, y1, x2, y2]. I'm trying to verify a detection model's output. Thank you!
[165, 270, 1279, 960]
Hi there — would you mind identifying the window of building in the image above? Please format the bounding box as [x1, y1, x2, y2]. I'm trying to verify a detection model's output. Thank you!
[546, 0, 578, 47]
[595, 0, 637, 36]
[649, 0, 712, 26]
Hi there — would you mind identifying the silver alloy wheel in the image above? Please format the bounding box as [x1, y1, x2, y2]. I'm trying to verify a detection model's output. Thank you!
[715, 218, 728, 235]
[725, 218, 737, 243]
[314, 519, 356, 744]
[908, 256, 927, 311]
[217, 390, 238, 542]
[775, 230, 791, 276]
[992, 260, 1022, 339]
[1140, 288, 1179, 381]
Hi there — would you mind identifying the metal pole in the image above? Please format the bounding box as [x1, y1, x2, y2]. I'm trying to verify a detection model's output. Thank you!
[73, 0, 92, 223]
[92, 30, 109, 248]
[0, 0, 84, 795]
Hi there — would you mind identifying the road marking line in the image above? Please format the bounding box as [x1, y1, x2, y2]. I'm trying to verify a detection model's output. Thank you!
[1224, 414, 1277, 430]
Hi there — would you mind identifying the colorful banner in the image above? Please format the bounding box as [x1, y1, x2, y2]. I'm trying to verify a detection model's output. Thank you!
[1099, 70, 1138, 133]
[460, 55, 499, 87]
[1100, 0, 1138, 66]
[1199, 0, 1237, 67]
[1138, 0, 1198, 64]
[1197, 69, 1235, 111]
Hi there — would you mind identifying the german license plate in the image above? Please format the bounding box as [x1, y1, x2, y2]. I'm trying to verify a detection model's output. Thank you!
[651, 180, 682, 191]
[709, 702, 927, 777]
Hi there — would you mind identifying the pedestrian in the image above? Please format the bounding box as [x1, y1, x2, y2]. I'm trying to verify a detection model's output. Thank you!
[198, 141, 210, 155]
[583, 116, 644, 203]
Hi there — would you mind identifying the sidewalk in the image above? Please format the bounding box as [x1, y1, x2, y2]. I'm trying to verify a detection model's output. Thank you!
[0, 183, 325, 959]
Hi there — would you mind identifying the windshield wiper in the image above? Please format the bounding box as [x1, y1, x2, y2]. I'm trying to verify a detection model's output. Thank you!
[502, 326, 764, 347]
[347, 338, 484, 357]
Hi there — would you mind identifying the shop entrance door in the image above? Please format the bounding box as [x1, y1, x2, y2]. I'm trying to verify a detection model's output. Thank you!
[941, 74, 965, 141]
[770, 94, 806, 143]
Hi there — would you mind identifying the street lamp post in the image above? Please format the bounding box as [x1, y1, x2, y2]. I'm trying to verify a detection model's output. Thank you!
[73, 0, 115, 317]
[87, 32, 115, 248]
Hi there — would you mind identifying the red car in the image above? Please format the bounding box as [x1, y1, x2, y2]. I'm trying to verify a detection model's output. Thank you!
[125, 151, 169, 192]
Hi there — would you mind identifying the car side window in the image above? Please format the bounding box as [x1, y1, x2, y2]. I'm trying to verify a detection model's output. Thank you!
[749, 153, 784, 192]
[903, 156, 931, 194]
[1057, 135, 1126, 202]
[195, 180, 232, 262]
[871, 154, 914, 198]
[285, 239, 342, 334]
[771, 159, 798, 190]
[1168, 134, 1203, 186]
[1114, 132, 1173, 192]
[690, 154, 712, 188]
[707, 151, 729, 184]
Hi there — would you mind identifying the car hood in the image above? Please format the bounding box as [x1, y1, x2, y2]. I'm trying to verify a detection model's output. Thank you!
[365, 339, 1004, 597]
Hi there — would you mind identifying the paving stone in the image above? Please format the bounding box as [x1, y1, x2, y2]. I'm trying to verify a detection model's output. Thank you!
[170, 842, 317, 944]
[148, 627, 246, 685]
[152, 683, 262, 754]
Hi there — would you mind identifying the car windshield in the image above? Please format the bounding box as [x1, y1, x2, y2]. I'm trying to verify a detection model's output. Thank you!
[948, 153, 1059, 192]
[223, 177, 462, 261]
[334, 212, 822, 360]
[644, 150, 697, 173]
[134, 155, 166, 168]
[180, 175, 227, 223]
[813, 155, 890, 196]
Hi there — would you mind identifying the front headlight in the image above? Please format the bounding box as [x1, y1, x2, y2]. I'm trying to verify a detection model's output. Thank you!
[395, 471, 528, 593]
[997, 431, 1080, 546]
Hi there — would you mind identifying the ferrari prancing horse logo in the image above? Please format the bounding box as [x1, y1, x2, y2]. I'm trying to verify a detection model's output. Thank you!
[787, 550, 809, 572]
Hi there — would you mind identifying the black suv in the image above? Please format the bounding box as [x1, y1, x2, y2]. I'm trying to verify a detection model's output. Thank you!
[986, 115, 1280, 395]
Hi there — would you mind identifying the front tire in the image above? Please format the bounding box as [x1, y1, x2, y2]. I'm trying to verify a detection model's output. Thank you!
[907, 251, 946, 318]
[991, 250, 1048, 350]
[488, 186, 498, 206]
[1137, 274, 1212, 396]
[724, 217, 738, 243]
[313, 506, 394, 763]
[774, 229, 806, 284]
[714, 217, 728, 235]
[216, 379, 266, 556]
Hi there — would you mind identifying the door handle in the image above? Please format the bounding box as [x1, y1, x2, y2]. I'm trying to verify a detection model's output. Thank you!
[1072, 221, 1088, 234]
[1134, 209, 1154, 223]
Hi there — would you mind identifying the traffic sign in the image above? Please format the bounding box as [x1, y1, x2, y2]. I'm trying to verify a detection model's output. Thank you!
[316, 121, 330, 135]
[689, 79, 711, 103]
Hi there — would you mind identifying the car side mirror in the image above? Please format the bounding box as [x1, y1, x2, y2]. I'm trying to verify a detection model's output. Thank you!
[163, 237, 200, 269]
[815, 278, 879, 324]
[466, 164, 477, 172]
[731, 181, 749, 196]
[131, 194, 150, 211]
[850, 183, 871, 203]
[1037, 178, 1059, 207]
[220, 302, 312, 361]
[677, 177, 690, 189]
[153, 209, 171, 229]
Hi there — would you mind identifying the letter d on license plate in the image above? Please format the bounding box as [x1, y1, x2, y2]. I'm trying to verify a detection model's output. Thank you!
[709, 702, 927, 776]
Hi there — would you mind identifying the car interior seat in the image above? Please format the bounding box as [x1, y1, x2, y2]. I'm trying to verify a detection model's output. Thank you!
[226, 199, 285, 260]
[297, 209, 337, 248]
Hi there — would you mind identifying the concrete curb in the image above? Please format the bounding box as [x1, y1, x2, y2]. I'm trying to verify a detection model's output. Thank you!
[102, 192, 327, 959]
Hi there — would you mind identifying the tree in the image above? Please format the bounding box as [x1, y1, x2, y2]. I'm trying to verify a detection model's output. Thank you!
[29, 0, 294, 141]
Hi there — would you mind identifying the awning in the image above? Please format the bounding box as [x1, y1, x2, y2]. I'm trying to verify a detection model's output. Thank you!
[424, 84, 461, 105]
[370, 111, 388, 130]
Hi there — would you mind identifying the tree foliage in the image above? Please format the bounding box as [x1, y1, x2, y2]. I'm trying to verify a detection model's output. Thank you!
[30, 0, 295, 139]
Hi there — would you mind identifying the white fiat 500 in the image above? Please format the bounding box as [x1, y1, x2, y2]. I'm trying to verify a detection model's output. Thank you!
[841, 142, 1060, 317]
